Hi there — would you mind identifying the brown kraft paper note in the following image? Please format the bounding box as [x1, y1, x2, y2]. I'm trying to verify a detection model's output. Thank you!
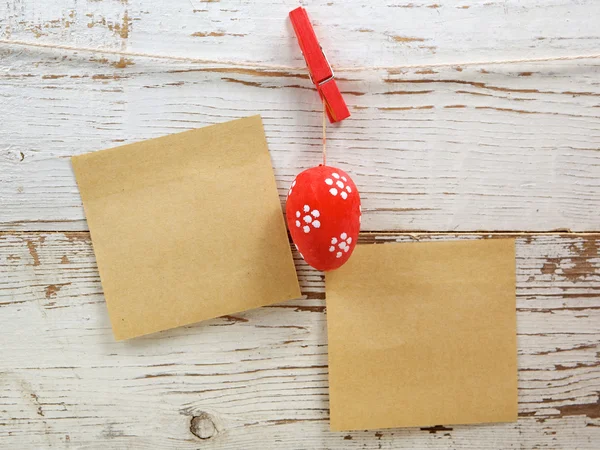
[325, 239, 517, 431]
[72, 115, 301, 340]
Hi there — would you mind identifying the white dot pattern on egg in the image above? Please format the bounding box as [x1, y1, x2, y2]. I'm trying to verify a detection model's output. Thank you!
[295, 206, 322, 234]
[326, 173, 351, 200]
[329, 231, 353, 256]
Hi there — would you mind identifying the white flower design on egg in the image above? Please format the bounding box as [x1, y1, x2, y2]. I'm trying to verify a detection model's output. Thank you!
[294, 205, 322, 233]
[325, 173, 352, 200]
[329, 232, 353, 258]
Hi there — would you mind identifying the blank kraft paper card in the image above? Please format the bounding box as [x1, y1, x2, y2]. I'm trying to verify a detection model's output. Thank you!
[72, 116, 301, 340]
[325, 239, 517, 431]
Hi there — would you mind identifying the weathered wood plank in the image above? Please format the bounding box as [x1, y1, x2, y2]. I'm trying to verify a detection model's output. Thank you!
[1, 232, 598, 448]
[2, 0, 600, 67]
[0, 51, 599, 232]
[1, 0, 600, 232]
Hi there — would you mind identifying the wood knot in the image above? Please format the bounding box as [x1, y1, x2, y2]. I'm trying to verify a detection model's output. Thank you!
[190, 412, 217, 440]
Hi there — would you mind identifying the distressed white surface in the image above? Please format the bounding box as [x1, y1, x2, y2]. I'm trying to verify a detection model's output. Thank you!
[0, 1, 599, 448]
[2, 0, 600, 66]
[0, 0, 599, 231]
[0, 232, 599, 448]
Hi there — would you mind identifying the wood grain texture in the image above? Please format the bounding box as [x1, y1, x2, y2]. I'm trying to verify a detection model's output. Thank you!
[1, 0, 600, 231]
[0, 232, 598, 449]
[1, 0, 599, 447]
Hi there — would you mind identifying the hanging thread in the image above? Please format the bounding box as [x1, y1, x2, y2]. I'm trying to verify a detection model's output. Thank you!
[1, 39, 600, 72]
[322, 99, 327, 166]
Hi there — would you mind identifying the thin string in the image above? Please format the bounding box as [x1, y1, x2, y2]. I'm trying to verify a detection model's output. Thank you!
[2, 39, 600, 72]
[322, 99, 327, 166]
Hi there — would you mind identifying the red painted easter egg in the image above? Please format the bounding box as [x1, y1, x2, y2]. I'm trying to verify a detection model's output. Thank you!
[286, 165, 361, 271]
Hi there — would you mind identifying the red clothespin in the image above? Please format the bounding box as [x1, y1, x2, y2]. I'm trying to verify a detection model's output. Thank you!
[289, 7, 350, 123]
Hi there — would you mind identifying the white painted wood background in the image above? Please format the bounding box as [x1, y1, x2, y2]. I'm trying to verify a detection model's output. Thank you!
[0, 0, 599, 448]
